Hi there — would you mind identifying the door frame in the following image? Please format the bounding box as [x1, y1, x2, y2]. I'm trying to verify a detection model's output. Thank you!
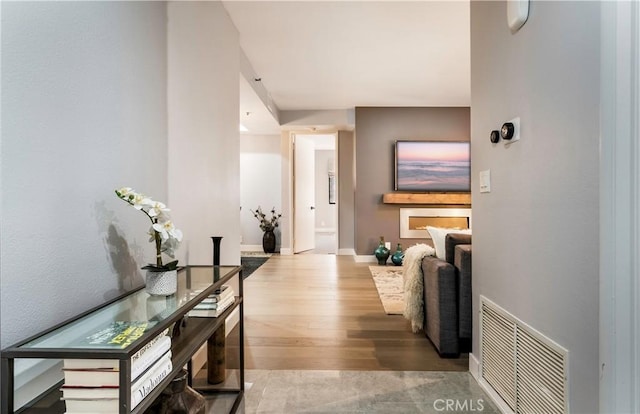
[599, 1, 640, 412]
[284, 130, 339, 255]
[293, 133, 317, 253]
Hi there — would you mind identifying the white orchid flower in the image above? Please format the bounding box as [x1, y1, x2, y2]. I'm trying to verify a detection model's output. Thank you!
[152, 222, 170, 240]
[131, 194, 150, 210]
[147, 201, 170, 218]
[116, 187, 182, 269]
[153, 220, 182, 241]
[161, 237, 180, 258]
[170, 228, 183, 242]
[116, 187, 133, 198]
[162, 246, 175, 258]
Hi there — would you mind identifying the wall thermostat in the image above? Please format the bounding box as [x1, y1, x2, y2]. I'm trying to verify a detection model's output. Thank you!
[501, 117, 521, 144]
[501, 123, 515, 140]
[490, 130, 500, 144]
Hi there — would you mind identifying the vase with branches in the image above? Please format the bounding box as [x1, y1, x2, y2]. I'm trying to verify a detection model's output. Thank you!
[251, 206, 281, 253]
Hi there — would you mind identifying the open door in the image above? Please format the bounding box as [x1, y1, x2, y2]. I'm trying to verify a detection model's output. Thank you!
[294, 134, 316, 253]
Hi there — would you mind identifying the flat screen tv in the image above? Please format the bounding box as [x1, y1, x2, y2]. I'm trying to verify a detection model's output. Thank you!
[394, 141, 470, 192]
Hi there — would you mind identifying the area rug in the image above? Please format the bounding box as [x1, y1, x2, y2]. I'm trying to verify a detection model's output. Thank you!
[368, 265, 404, 315]
[241, 254, 271, 279]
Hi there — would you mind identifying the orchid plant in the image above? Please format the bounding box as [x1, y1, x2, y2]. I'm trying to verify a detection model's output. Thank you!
[250, 206, 282, 232]
[115, 187, 183, 271]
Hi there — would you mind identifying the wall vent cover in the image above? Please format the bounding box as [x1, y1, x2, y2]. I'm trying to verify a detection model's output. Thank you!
[480, 297, 568, 414]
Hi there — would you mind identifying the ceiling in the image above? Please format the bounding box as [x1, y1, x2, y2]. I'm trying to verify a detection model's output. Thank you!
[239, 75, 281, 135]
[228, 1, 470, 134]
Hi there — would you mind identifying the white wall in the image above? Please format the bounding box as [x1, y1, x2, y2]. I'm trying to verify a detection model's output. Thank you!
[240, 134, 282, 248]
[167, 1, 241, 266]
[280, 109, 354, 130]
[470, 2, 600, 412]
[0, 1, 167, 407]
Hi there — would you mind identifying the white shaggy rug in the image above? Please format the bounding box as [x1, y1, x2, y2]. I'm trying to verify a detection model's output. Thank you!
[403, 244, 436, 333]
[368, 266, 404, 315]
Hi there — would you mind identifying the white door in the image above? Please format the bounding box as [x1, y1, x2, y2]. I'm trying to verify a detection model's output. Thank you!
[294, 135, 316, 253]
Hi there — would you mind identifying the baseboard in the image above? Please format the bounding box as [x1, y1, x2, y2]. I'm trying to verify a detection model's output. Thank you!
[242, 244, 292, 255]
[477, 378, 513, 414]
[469, 352, 480, 381]
[470, 353, 513, 414]
[337, 248, 355, 256]
[240, 244, 263, 252]
[354, 255, 377, 263]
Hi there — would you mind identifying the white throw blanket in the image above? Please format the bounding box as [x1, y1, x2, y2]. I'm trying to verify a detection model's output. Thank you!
[403, 243, 436, 333]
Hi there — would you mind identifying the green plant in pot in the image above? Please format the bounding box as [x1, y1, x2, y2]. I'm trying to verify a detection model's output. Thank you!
[115, 187, 183, 296]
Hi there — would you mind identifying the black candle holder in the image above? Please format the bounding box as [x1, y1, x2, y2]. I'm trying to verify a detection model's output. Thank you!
[211, 236, 223, 266]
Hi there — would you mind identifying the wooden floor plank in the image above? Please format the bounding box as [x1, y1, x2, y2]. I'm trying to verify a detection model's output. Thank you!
[242, 254, 468, 371]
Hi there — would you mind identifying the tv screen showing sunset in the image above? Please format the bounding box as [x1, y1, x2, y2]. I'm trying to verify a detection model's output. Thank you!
[395, 141, 470, 191]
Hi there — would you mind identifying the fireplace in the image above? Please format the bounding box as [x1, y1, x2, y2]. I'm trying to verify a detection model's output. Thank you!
[400, 208, 472, 239]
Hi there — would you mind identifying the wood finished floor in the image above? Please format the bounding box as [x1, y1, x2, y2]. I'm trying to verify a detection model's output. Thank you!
[242, 254, 467, 371]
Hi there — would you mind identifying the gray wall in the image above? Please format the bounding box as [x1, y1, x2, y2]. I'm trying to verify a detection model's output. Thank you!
[470, 2, 600, 412]
[1, 1, 167, 406]
[354, 107, 470, 255]
[338, 131, 355, 253]
[1, 1, 245, 407]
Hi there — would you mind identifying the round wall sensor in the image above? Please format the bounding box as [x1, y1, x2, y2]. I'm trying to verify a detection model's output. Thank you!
[501, 122, 515, 140]
[490, 130, 500, 144]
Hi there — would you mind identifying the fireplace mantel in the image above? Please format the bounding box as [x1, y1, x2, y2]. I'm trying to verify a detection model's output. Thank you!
[382, 193, 471, 205]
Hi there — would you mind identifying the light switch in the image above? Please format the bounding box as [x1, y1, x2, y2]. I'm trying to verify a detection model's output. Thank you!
[480, 170, 491, 193]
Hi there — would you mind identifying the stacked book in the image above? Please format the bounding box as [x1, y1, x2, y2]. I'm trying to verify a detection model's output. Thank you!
[61, 322, 173, 413]
[188, 285, 235, 317]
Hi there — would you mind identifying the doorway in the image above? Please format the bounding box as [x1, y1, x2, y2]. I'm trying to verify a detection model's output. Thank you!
[293, 133, 338, 254]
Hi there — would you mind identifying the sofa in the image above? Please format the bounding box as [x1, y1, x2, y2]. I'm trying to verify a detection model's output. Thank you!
[421, 233, 472, 357]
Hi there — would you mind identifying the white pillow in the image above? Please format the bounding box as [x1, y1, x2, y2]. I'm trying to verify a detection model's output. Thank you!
[426, 226, 472, 260]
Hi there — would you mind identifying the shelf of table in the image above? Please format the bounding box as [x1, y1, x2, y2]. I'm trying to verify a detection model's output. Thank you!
[131, 296, 243, 414]
[1, 265, 244, 414]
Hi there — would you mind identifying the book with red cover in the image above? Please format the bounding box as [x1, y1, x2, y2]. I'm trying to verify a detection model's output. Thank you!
[63, 334, 171, 381]
[61, 352, 173, 411]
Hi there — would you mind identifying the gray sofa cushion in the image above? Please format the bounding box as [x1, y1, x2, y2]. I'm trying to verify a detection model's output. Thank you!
[421, 235, 472, 358]
[422, 256, 459, 357]
[455, 244, 472, 346]
[444, 233, 472, 265]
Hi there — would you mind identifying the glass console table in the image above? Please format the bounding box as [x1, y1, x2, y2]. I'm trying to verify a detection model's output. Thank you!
[1, 265, 244, 414]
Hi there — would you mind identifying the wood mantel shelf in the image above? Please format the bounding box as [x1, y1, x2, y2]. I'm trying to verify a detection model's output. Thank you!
[382, 192, 471, 205]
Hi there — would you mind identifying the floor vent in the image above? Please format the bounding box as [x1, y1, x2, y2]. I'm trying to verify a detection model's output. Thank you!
[480, 297, 568, 414]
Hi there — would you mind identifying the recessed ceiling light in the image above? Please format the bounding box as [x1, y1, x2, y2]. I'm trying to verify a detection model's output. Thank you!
[239, 123, 249, 132]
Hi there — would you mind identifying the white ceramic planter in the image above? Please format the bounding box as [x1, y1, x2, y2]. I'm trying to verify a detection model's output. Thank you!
[145, 269, 177, 296]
